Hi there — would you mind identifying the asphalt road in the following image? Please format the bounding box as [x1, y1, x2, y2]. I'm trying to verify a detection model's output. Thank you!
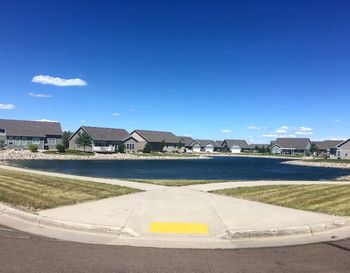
[0, 225, 349, 273]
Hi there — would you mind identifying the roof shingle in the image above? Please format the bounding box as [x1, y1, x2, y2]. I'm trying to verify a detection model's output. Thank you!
[0, 119, 62, 137]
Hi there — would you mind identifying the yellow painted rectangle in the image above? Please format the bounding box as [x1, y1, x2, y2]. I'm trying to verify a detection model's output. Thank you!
[150, 222, 209, 234]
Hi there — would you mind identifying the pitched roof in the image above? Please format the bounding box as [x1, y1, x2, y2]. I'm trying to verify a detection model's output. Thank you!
[0, 119, 62, 137]
[81, 126, 129, 141]
[224, 139, 250, 149]
[133, 129, 180, 143]
[314, 140, 343, 150]
[178, 136, 193, 146]
[273, 138, 310, 149]
[190, 139, 219, 148]
[337, 139, 350, 148]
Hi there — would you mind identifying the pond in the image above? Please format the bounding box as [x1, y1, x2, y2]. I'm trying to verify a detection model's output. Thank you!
[4, 157, 350, 181]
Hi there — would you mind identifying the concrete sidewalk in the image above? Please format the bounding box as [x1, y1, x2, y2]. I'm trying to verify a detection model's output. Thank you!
[36, 187, 349, 246]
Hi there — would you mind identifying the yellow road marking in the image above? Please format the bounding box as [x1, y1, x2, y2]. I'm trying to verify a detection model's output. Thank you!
[150, 222, 209, 234]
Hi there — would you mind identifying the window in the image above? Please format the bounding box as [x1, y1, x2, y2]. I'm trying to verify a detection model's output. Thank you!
[32, 138, 40, 145]
[15, 138, 21, 145]
[47, 138, 56, 145]
[8, 137, 14, 145]
[22, 137, 27, 146]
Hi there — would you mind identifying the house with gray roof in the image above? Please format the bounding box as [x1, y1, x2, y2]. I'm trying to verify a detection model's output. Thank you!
[334, 139, 350, 160]
[0, 119, 62, 150]
[222, 139, 250, 153]
[188, 139, 220, 153]
[124, 129, 181, 152]
[314, 140, 343, 157]
[270, 138, 311, 155]
[69, 126, 129, 152]
[178, 136, 194, 148]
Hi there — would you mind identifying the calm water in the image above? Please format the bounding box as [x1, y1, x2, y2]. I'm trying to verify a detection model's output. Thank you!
[4, 157, 350, 181]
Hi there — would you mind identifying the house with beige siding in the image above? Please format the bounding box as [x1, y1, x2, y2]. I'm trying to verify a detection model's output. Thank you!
[0, 119, 62, 150]
[335, 139, 350, 159]
[69, 126, 129, 152]
[124, 129, 181, 152]
[270, 138, 311, 155]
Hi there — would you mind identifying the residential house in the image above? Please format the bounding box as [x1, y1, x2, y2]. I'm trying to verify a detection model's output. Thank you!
[270, 138, 311, 155]
[124, 130, 181, 152]
[314, 140, 343, 157]
[0, 119, 62, 150]
[188, 139, 219, 153]
[178, 136, 194, 148]
[69, 126, 129, 152]
[335, 139, 350, 160]
[222, 139, 250, 153]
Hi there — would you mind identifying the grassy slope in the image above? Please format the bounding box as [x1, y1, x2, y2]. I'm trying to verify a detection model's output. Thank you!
[43, 150, 95, 156]
[128, 179, 234, 186]
[213, 184, 350, 216]
[0, 169, 140, 211]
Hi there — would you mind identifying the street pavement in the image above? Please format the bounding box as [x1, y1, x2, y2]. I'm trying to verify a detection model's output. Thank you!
[0, 225, 350, 273]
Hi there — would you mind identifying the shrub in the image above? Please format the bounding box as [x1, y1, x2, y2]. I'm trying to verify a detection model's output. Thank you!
[0, 139, 6, 150]
[56, 143, 66, 153]
[29, 144, 39, 152]
[116, 143, 126, 153]
[143, 143, 152, 153]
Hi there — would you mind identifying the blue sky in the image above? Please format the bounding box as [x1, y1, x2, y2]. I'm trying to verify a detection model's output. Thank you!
[0, 0, 349, 143]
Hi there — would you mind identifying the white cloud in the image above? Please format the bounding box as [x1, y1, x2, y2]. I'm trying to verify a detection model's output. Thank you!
[275, 128, 287, 133]
[221, 129, 231, 133]
[297, 127, 313, 132]
[36, 119, 58, 122]
[295, 131, 314, 136]
[32, 75, 87, 86]
[29, 92, 52, 98]
[335, 119, 341, 123]
[112, 113, 121, 116]
[130, 108, 135, 112]
[247, 126, 266, 130]
[81, 120, 85, 123]
[0, 103, 15, 110]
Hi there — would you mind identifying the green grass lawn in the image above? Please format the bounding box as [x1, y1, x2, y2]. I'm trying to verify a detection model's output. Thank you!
[304, 158, 350, 164]
[128, 179, 233, 186]
[213, 184, 350, 216]
[134, 152, 201, 157]
[43, 149, 95, 156]
[0, 169, 140, 211]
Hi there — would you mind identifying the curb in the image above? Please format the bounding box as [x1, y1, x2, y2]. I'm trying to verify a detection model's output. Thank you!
[222, 220, 349, 239]
[0, 204, 139, 238]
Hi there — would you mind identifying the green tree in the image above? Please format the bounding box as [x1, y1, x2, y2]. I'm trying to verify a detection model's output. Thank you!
[117, 143, 126, 153]
[310, 142, 318, 156]
[75, 131, 93, 152]
[56, 143, 66, 153]
[160, 140, 166, 152]
[62, 131, 72, 149]
[0, 139, 5, 150]
[143, 143, 152, 153]
[29, 144, 38, 152]
[266, 145, 271, 154]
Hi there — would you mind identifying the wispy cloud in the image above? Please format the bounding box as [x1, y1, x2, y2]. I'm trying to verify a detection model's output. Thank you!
[246, 126, 266, 130]
[0, 103, 15, 110]
[32, 75, 87, 86]
[36, 119, 58, 122]
[221, 129, 231, 133]
[297, 126, 313, 132]
[295, 126, 313, 136]
[112, 113, 121, 116]
[29, 92, 52, 98]
[334, 119, 341, 123]
[130, 108, 135, 112]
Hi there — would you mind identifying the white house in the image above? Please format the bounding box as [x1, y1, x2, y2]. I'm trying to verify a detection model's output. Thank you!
[335, 139, 350, 159]
[188, 139, 219, 153]
[222, 139, 250, 153]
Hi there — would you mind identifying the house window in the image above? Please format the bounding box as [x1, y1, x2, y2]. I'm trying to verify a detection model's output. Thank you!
[48, 138, 56, 145]
[32, 138, 40, 145]
[22, 137, 27, 146]
[15, 138, 21, 145]
[7, 137, 14, 145]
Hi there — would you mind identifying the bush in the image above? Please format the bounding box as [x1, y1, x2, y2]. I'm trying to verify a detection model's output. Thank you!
[0, 139, 6, 150]
[29, 144, 39, 152]
[56, 143, 66, 153]
[116, 143, 126, 153]
[143, 143, 152, 153]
